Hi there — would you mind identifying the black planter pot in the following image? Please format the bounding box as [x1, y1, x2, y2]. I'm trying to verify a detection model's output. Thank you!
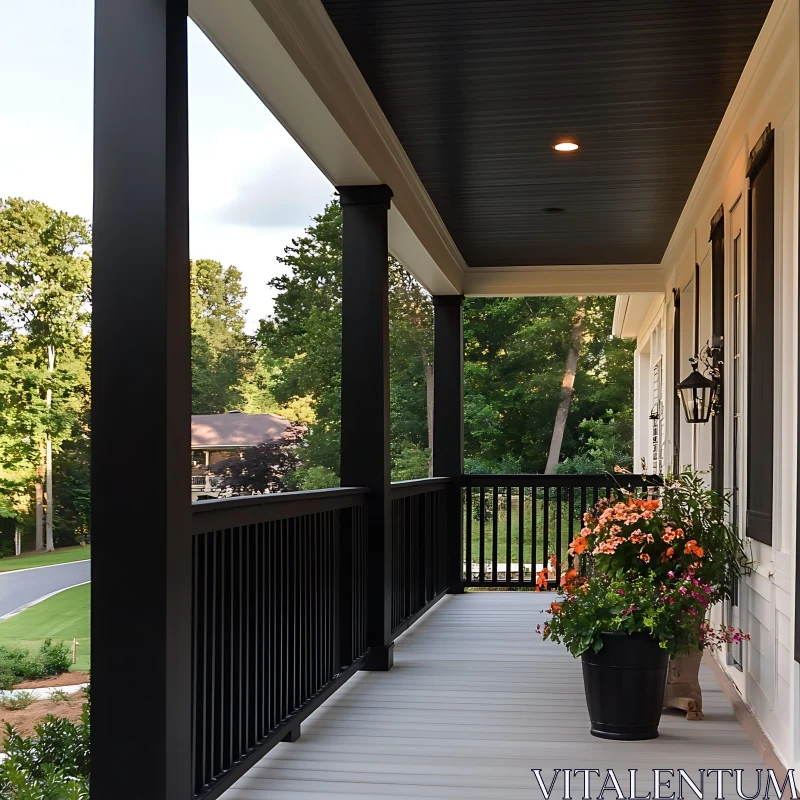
[581, 632, 669, 740]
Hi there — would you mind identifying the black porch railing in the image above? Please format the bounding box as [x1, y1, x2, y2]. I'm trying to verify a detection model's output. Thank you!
[462, 474, 661, 588]
[190, 488, 369, 799]
[186, 473, 658, 799]
[389, 478, 450, 635]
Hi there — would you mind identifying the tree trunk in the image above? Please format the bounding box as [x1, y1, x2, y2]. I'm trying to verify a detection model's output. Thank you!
[35, 453, 45, 551]
[45, 434, 55, 551]
[545, 299, 586, 474]
[422, 347, 434, 477]
[45, 345, 55, 552]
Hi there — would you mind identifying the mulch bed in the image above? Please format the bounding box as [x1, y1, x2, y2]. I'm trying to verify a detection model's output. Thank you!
[0, 696, 85, 740]
[14, 671, 90, 689]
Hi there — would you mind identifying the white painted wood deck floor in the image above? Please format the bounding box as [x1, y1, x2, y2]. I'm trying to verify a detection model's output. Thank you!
[222, 592, 766, 800]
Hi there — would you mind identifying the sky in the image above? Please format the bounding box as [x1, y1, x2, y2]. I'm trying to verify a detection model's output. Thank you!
[0, 1, 335, 331]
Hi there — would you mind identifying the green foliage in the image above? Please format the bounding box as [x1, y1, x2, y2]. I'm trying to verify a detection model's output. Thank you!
[0, 198, 91, 541]
[0, 690, 90, 799]
[391, 442, 431, 482]
[290, 466, 340, 491]
[554, 412, 634, 474]
[541, 572, 709, 657]
[258, 197, 435, 480]
[463, 296, 634, 473]
[0, 640, 72, 690]
[48, 690, 70, 704]
[1, 691, 36, 711]
[35, 640, 71, 678]
[191, 258, 254, 414]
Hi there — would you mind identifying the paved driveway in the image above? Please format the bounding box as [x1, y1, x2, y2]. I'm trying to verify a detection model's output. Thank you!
[0, 559, 91, 617]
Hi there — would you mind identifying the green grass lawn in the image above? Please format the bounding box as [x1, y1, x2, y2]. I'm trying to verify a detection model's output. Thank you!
[0, 545, 91, 572]
[0, 583, 90, 671]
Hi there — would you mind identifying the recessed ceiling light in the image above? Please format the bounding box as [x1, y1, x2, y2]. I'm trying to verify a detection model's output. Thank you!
[553, 142, 579, 152]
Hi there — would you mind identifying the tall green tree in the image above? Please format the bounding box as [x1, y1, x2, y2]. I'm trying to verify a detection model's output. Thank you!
[0, 198, 91, 550]
[190, 258, 254, 414]
[258, 197, 435, 482]
[463, 295, 634, 473]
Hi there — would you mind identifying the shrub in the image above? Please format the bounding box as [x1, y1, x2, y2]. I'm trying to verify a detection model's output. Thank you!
[1, 691, 36, 711]
[48, 690, 71, 703]
[36, 641, 71, 678]
[0, 641, 72, 690]
[0, 647, 40, 689]
[0, 689, 90, 799]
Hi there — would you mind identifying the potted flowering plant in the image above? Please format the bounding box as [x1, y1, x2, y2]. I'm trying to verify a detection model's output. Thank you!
[561, 470, 750, 722]
[541, 570, 747, 740]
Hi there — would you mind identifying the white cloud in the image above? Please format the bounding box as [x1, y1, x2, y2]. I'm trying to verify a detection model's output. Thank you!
[0, 4, 333, 332]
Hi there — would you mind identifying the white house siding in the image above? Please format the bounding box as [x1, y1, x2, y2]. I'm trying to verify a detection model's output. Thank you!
[617, 0, 799, 771]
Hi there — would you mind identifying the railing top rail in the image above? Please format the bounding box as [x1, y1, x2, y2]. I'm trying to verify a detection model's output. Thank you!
[390, 477, 451, 499]
[461, 473, 662, 488]
[192, 486, 369, 534]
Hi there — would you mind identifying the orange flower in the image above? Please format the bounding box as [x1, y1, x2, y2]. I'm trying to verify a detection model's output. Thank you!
[684, 539, 704, 558]
[561, 568, 578, 589]
[569, 536, 588, 555]
[639, 552, 651, 563]
[535, 567, 549, 591]
[549, 602, 562, 615]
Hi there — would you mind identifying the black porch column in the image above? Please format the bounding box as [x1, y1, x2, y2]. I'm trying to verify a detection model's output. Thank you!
[433, 296, 465, 592]
[338, 184, 394, 670]
[93, 1, 192, 798]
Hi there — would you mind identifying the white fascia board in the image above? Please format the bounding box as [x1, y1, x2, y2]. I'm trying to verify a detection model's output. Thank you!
[463, 264, 665, 298]
[612, 293, 664, 339]
[190, 0, 463, 296]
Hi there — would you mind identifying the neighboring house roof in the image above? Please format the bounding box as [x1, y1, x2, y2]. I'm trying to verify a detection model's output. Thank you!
[191, 411, 292, 448]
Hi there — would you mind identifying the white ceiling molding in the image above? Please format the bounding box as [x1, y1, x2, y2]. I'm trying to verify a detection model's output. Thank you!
[464, 265, 665, 297]
[190, 0, 464, 295]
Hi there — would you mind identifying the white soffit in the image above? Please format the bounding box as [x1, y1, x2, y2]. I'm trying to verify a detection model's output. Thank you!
[612, 293, 663, 338]
[189, 0, 464, 296]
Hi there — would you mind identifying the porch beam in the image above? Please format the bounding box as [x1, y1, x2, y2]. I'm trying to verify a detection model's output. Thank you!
[432, 295, 465, 592]
[92, 1, 192, 797]
[338, 183, 394, 670]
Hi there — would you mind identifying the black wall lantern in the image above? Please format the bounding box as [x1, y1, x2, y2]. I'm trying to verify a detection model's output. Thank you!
[676, 355, 716, 424]
[675, 263, 722, 425]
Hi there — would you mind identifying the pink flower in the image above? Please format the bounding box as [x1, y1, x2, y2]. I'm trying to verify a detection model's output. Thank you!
[688, 609, 697, 616]
[618, 590, 625, 595]
[667, 571, 675, 578]
[679, 586, 688, 595]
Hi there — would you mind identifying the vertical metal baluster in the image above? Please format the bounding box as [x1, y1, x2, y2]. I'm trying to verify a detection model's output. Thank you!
[479, 487, 486, 583]
[531, 487, 537, 585]
[568, 487, 575, 574]
[465, 486, 472, 585]
[555, 486, 562, 586]
[518, 486, 525, 585]
[492, 485, 499, 584]
[543, 487, 550, 586]
[506, 485, 512, 583]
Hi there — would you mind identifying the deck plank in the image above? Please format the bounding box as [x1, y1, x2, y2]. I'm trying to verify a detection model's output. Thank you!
[221, 592, 765, 799]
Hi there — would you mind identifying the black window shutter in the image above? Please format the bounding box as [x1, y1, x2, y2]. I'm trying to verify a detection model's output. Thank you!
[710, 206, 725, 494]
[746, 126, 775, 545]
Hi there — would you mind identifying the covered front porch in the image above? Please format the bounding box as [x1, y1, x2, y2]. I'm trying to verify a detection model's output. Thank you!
[220, 591, 767, 800]
[89, 0, 796, 797]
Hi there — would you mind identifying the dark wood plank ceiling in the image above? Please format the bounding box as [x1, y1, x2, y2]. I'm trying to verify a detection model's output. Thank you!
[321, 0, 773, 267]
